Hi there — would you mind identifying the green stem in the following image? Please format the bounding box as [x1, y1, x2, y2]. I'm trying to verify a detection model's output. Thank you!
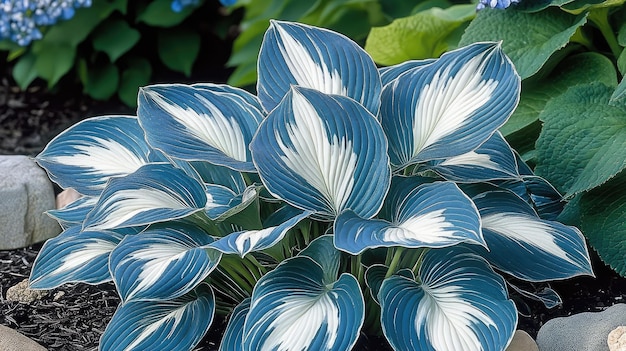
[385, 247, 405, 279]
[589, 8, 622, 58]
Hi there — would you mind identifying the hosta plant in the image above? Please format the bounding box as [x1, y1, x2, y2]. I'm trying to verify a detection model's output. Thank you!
[31, 20, 593, 351]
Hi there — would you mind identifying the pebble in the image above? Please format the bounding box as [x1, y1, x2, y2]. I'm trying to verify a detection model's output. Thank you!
[537, 303, 626, 351]
[506, 330, 539, 351]
[5, 279, 47, 304]
[0, 325, 46, 351]
[0, 155, 60, 249]
[608, 326, 626, 351]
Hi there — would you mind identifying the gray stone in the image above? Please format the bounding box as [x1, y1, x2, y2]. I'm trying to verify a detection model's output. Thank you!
[0, 325, 46, 351]
[506, 330, 539, 351]
[5, 279, 48, 304]
[0, 155, 60, 249]
[537, 303, 626, 351]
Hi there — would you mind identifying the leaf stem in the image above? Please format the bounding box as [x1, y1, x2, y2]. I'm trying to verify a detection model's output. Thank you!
[385, 247, 405, 278]
[589, 8, 622, 58]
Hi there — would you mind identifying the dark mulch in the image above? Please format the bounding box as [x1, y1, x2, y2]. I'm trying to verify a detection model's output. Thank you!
[2, 57, 626, 351]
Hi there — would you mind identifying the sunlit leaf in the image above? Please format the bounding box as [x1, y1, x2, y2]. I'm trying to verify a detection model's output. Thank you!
[257, 20, 382, 115]
[100, 284, 215, 351]
[380, 42, 520, 168]
[251, 86, 391, 221]
[36, 116, 154, 196]
[379, 247, 517, 351]
[83, 163, 207, 230]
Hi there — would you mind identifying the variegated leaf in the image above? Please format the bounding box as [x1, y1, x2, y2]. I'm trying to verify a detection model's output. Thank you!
[470, 191, 593, 281]
[379, 247, 517, 351]
[193, 83, 264, 112]
[257, 20, 382, 115]
[243, 256, 364, 351]
[100, 284, 215, 351]
[497, 175, 565, 221]
[334, 181, 484, 255]
[46, 195, 98, 229]
[379, 59, 435, 86]
[206, 184, 258, 221]
[138, 84, 262, 172]
[83, 163, 207, 231]
[251, 86, 391, 221]
[30, 226, 124, 289]
[427, 131, 520, 182]
[219, 297, 251, 351]
[110, 223, 221, 302]
[208, 210, 310, 257]
[36, 116, 154, 196]
[380, 42, 520, 168]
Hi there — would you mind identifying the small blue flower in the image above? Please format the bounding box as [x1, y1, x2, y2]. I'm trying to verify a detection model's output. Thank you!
[170, 0, 201, 12]
[0, 0, 92, 46]
[476, 0, 520, 10]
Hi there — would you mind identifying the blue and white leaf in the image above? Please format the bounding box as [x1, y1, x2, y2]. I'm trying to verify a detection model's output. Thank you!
[208, 210, 310, 257]
[379, 59, 435, 86]
[243, 256, 364, 351]
[497, 175, 565, 221]
[334, 181, 484, 255]
[508, 283, 562, 309]
[206, 184, 258, 221]
[46, 195, 98, 229]
[109, 223, 221, 302]
[379, 247, 517, 351]
[185, 161, 247, 194]
[470, 191, 593, 281]
[100, 284, 215, 351]
[138, 84, 262, 172]
[83, 163, 207, 231]
[257, 20, 382, 115]
[30, 226, 124, 289]
[219, 297, 251, 351]
[36, 116, 154, 196]
[427, 131, 520, 182]
[193, 83, 264, 112]
[380, 42, 520, 168]
[251, 86, 391, 221]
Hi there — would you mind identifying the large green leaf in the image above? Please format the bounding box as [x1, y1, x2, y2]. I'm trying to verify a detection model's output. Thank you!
[12, 53, 38, 90]
[365, 5, 475, 65]
[501, 52, 617, 136]
[84, 62, 120, 100]
[118, 58, 152, 107]
[92, 19, 140, 62]
[157, 29, 201, 76]
[535, 83, 626, 196]
[137, 0, 195, 27]
[33, 43, 76, 87]
[460, 8, 588, 79]
[577, 171, 626, 276]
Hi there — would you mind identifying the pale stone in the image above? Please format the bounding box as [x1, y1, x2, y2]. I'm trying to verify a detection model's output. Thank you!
[608, 326, 626, 351]
[537, 303, 626, 351]
[506, 330, 539, 351]
[0, 155, 60, 249]
[0, 325, 46, 351]
[5, 279, 47, 304]
[55, 187, 81, 209]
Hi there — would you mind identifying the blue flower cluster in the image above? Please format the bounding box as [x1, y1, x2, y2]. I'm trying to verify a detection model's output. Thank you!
[476, 0, 520, 9]
[0, 0, 92, 46]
